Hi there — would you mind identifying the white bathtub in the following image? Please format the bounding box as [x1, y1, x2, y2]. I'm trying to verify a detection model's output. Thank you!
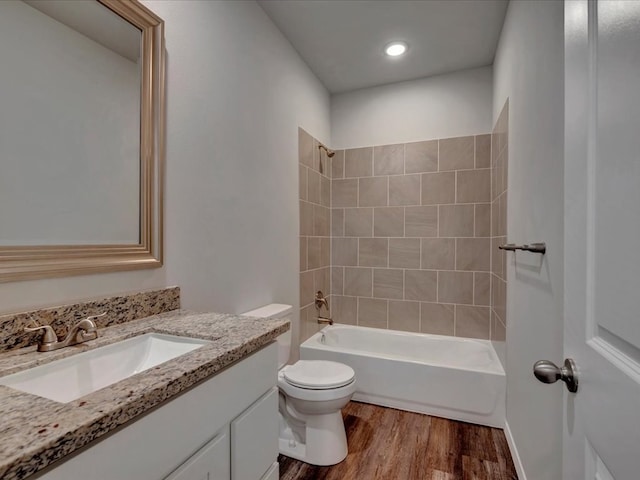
[300, 324, 505, 428]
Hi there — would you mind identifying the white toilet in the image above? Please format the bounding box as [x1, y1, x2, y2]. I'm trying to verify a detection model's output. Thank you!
[242, 303, 356, 466]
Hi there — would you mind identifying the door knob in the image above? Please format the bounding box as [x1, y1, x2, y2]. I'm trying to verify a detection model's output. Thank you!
[533, 358, 578, 393]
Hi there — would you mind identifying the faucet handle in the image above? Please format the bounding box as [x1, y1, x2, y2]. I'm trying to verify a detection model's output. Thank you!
[24, 323, 58, 344]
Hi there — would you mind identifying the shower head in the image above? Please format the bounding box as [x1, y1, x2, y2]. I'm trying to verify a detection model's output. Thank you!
[318, 143, 335, 158]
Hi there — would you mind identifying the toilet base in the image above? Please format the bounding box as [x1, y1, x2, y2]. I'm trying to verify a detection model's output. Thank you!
[279, 410, 348, 466]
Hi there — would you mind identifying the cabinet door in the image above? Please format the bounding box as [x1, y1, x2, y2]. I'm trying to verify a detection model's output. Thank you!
[231, 387, 278, 480]
[165, 427, 230, 480]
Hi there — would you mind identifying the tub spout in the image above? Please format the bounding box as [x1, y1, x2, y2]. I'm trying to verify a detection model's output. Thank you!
[317, 316, 333, 326]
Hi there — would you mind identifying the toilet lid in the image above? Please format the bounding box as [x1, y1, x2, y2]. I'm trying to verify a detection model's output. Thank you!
[283, 360, 355, 390]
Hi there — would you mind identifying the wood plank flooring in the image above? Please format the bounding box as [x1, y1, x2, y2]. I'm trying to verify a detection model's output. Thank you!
[279, 402, 518, 480]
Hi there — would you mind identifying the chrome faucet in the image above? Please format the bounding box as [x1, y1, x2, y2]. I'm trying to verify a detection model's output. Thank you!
[25, 313, 105, 352]
[315, 291, 333, 325]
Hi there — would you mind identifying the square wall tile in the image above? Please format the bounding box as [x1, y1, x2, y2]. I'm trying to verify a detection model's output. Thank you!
[301, 306, 322, 342]
[374, 207, 404, 237]
[421, 172, 455, 205]
[332, 238, 358, 266]
[474, 204, 491, 237]
[491, 237, 505, 279]
[405, 206, 437, 237]
[456, 305, 490, 339]
[300, 201, 314, 236]
[374, 144, 404, 176]
[299, 166, 307, 201]
[359, 238, 388, 267]
[420, 303, 454, 336]
[491, 200, 499, 237]
[313, 205, 330, 237]
[333, 295, 357, 325]
[358, 298, 388, 329]
[332, 179, 358, 207]
[359, 177, 388, 207]
[345, 208, 373, 237]
[456, 169, 491, 203]
[331, 267, 344, 295]
[439, 136, 474, 171]
[438, 204, 474, 237]
[456, 238, 490, 271]
[475, 134, 491, 168]
[320, 237, 330, 267]
[319, 149, 330, 176]
[498, 193, 507, 237]
[300, 270, 314, 307]
[314, 267, 330, 296]
[492, 315, 506, 341]
[308, 169, 321, 204]
[389, 174, 420, 206]
[331, 208, 344, 237]
[405, 140, 438, 173]
[345, 147, 373, 177]
[388, 301, 420, 332]
[299, 128, 314, 168]
[320, 176, 331, 207]
[421, 238, 455, 270]
[404, 270, 437, 302]
[373, 269, 404, 299]
[344, 267, 373, 297]
[307, 237, 321, 270]
[438, 271, 473, 304]
[331, 150, 345, 179]
[300, 237, 307, 272]
[389, 238, 420, 268]
[474, 272, 491, 306]
[312, 138, 320, 172]
[492, 274, 507, 324]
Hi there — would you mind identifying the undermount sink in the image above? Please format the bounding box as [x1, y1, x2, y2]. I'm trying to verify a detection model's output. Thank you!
[0, 333, 209, 403]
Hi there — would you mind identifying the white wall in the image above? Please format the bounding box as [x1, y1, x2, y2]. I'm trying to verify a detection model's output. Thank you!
[0, 1, 330, 354]
[331, 66, 493, 149]
[145, 0, 330, 350]
[492, 1, 564, 479]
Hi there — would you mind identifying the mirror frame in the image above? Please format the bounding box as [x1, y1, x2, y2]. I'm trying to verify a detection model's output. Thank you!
[0, 0, 165, 283]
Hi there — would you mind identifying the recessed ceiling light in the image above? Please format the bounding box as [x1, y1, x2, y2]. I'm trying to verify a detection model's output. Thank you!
[385, 42, 408, 57]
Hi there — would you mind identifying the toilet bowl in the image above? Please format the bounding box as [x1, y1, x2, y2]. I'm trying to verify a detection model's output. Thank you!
[242, 304, 356, 466]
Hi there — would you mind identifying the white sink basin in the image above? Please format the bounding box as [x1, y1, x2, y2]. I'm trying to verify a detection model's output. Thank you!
[0, 333, 209, 403]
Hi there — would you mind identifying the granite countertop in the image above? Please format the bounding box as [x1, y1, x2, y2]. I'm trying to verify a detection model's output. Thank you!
[0, 310, 289, 480]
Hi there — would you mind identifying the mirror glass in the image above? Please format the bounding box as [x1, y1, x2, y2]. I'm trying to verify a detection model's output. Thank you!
[0, 0, 142, 246]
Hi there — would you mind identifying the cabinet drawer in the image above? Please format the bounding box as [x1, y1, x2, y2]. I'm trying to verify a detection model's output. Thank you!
[231, 387, 278, 480]
[165, 427, 230, 480]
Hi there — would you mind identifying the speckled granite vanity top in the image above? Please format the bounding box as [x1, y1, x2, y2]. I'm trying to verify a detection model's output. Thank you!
[0, 310, 289, 480]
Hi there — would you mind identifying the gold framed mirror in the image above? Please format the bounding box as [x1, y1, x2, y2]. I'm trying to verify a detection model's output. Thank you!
[0, 0, 165, 282]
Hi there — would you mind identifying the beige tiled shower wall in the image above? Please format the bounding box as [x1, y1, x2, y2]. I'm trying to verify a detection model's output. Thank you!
[299, 128, 331, 342]
[490, 101, 509, 341]
[329, 134, 495, 339]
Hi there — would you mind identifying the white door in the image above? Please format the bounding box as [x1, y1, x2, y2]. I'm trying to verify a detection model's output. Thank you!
[563, 1, 640, 478]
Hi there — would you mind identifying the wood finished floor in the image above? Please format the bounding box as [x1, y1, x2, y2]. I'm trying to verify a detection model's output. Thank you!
[279, 402, 518, 480]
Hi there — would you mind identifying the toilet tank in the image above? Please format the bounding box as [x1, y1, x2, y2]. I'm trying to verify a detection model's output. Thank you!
[241, 303, 292, 368]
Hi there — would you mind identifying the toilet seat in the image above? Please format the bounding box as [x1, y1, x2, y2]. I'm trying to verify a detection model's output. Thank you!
[283, 360, 355, 390]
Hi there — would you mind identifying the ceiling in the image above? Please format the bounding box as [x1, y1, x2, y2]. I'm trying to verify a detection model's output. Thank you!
[258, 0, 509, 94]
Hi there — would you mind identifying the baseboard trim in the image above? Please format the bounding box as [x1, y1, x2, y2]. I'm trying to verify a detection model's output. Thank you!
[504, 420, 527, 480]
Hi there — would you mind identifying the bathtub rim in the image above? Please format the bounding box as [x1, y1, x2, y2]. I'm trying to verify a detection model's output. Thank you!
[302, 323, 505, 376]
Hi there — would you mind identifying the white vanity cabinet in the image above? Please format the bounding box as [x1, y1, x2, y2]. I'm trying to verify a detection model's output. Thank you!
[34, 343, 279, 480]
[165, 427, 230, 480]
